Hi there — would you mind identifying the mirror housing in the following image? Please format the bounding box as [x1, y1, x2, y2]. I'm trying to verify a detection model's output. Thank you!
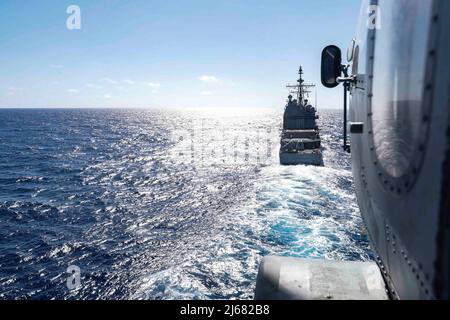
[321, 45, 342, 88]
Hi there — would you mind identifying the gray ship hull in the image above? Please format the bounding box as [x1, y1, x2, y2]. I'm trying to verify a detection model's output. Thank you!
[279, 149, 323, 166]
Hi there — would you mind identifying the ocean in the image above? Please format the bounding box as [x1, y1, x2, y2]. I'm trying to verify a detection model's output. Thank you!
[0, 108, 372, 300]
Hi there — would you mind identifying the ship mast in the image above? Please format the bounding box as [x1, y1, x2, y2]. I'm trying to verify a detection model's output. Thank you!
[298, 66, 304, 102]
[286, 66, 315, 105]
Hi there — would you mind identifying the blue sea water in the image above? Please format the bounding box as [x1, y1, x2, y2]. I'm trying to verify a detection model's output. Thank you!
[0, 108, 372, 300]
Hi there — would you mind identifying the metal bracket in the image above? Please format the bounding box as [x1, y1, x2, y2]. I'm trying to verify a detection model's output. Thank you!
[340, 65, 354, 153]
[337, 75, 356, 84]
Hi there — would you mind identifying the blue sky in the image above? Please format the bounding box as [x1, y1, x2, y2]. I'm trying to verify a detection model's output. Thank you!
[0, 0, 361, 109]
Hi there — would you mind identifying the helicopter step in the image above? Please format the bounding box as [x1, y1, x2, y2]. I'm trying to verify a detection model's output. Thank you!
[254, 256, 389, 300]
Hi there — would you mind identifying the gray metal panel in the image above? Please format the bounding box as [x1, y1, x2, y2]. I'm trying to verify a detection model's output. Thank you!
[254, 256, 388, 300]
[349, 0, 450, 299]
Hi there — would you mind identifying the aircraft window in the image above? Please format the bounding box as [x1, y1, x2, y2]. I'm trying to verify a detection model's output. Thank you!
[371, 0, 433, 179]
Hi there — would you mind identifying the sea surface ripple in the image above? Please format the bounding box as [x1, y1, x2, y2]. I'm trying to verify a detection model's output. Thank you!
[0, 108, 372, 300]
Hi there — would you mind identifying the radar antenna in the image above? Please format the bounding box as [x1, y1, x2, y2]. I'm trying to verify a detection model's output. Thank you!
[286, 66, 315, 105]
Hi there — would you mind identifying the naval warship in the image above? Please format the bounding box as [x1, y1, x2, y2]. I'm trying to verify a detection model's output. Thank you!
[279, 67, 323, 166]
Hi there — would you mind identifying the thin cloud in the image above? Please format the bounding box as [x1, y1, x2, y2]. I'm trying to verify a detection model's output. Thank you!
[50, 64, 64, 69]
[147, 82, 161, 93]
[85, 83, 102, 89]
[201, 90, 213, 96]
[147, 82, 161, 88]
[104, 93, 112, 99]
[198, 75, 220, 83]
[123, 79, 135, 85]
[7, 86, 19, 95]
[68, 88, 79, 94]
[101, 77, 118, 84]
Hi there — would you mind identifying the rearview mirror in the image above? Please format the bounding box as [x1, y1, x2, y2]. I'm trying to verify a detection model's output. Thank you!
[321, 45, 342, 88]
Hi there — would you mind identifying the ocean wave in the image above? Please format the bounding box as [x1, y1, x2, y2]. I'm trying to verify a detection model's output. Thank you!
[0, 108, 371, 300]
